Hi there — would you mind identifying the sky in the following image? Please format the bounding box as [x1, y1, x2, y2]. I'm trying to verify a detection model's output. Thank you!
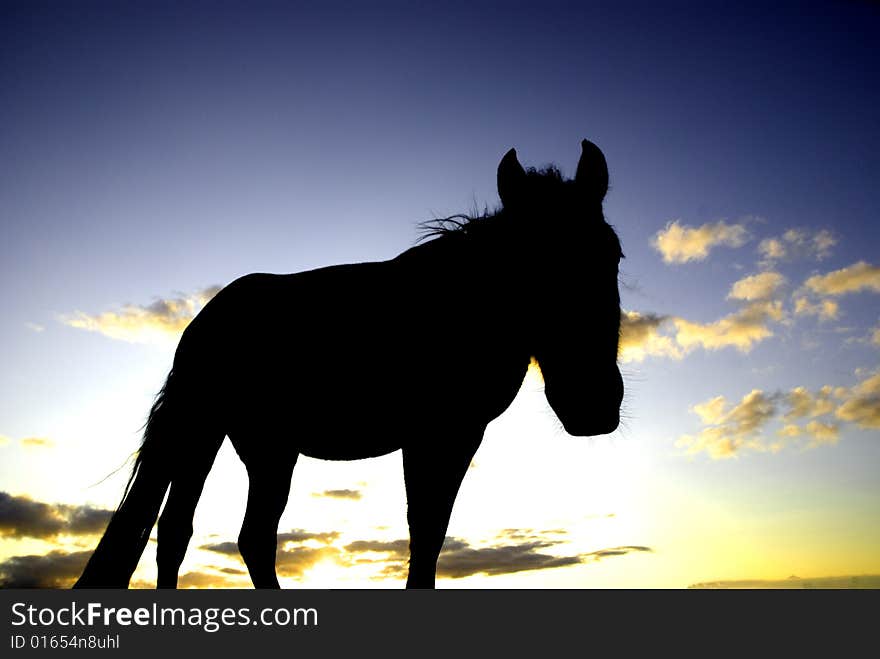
[1, 0, 878, 588]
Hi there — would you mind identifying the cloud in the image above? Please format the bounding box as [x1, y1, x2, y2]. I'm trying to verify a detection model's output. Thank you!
[834, 369, 880, 429]
[803, 420, 840, 446]
[62, 285, 222, 343]
[0, 492, 113, 539]
[758, 228, 836, 265]
[793, 297, 839, 321]
[25, 322, 45, 333]
[689, 574, 880, 589]
[784, 386, 836, 421]
[312, 489, 362, 501]
[200, 529, 344, 580]
[275, 546, 342, 578]
[619, 311, 682, 362]
[342, 532, 651, 580]
[671, 301, 784, 353]
[20, 436, 54, 449]
[620, 303, 785, 362]
[676, 389, 779, 459]
[652, 219, 749, 264]
[677, 369, 880, 458]
[0, 549, 92, 588]
[803, 261, 880, 297]
[0, 435, 9, 447]
[727, 272, 785, 301]
[872, 325, 880, 347]
[177, 571, 247, 589]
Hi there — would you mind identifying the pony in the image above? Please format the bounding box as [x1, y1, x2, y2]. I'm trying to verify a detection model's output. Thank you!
[73, 139, 624, 589]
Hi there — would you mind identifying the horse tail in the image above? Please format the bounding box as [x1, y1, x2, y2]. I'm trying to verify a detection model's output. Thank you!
[73, 371, 182, 589]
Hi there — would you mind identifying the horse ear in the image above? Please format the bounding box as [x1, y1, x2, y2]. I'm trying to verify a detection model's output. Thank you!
[497, 148, 526, 208]
[575, 139, 608, 202]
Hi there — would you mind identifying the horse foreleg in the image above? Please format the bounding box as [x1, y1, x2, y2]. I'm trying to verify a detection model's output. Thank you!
[238, 457, 296, 588]
[402, 434, 481, 589]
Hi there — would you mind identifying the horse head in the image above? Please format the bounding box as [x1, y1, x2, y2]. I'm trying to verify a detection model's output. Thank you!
[498, 140, 623, 436]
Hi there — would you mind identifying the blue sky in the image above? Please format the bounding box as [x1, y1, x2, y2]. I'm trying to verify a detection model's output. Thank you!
[1, 0, 878, 587]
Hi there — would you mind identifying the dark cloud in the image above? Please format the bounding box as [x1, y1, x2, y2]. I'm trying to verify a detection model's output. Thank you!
[199, 541, 239, 555]
[0, 492, 112, 539]
[216, 566, 247, 575]
[584, 546, 652, 559]
[312, 489, 362, 500]
[343, 532, 652, 580]
[200, 528, 652, 584]
[277, 529, 340, 545]
[0, 549, 91, 588]
[200, 530, 341, 557]
[199, 530, 343, 580]
[437, 540, 580, 578]
[689, 574, 880, 589]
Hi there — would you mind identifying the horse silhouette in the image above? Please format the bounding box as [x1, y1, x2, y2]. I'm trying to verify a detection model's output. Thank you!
[73, 139, 624, 589]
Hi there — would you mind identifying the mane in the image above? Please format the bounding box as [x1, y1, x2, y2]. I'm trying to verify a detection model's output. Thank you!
[417, 165, 567, 242]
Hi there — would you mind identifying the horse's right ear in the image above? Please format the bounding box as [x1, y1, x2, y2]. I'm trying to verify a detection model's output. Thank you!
[498, 148, 526, 208]
[575, 139, 609, 202]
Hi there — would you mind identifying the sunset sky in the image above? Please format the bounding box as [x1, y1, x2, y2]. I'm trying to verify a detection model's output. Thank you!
[1, 0, 878, 589]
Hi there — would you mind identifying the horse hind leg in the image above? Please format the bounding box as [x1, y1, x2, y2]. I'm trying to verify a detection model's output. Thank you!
[238, 456, 297, 588]
[156, 433, 225, 589]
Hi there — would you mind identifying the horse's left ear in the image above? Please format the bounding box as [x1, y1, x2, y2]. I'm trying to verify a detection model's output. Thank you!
[575, 139, 608, 202]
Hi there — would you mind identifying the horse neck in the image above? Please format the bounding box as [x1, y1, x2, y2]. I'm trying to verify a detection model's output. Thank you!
[399, 232, 527, 338]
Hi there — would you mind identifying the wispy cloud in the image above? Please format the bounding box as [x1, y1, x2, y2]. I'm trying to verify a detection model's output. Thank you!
[312, 489, 362, 501]
[61, 285, 222, 343]
[676, 389, 778, 459]
[202, 527, 651, 583]
[620, 302, 785, 362]
[758, 228, 836, 266]
[652, 219, 749, 264]
[834, 369, 880, 429]
[19, 437, 54, 449]
[803, 261, 880, 297]
[793, 297, 839, 321]
[676, 368, 880, 458]
[671, 301, 784, 353]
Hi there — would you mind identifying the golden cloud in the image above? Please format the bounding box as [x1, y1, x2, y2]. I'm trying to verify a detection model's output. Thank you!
[728, 272, 786, 301]
[620, 302, 785, 362]
[834, 369, 880, 429]
[758, 228, 836, 265]
[784, 385, 835, 421]
[804, 261, 880, 296]
[678, 370, 880, 458]
[20, 436, 54, 449]
[675, 389, 777, 459]
[62, 285, 222, 343]
[672, 301, 784, 353]
[793, 297, 839, 321]
[803, 420, 840, 446]
[652, 220, 749, 264]
[619, 311, 683, 362]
